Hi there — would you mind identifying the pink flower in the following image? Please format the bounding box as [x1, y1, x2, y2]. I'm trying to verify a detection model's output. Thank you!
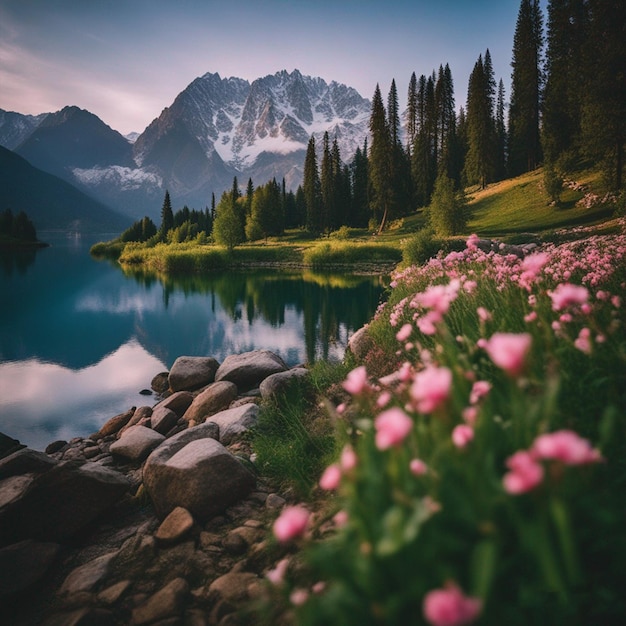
[343, 366, 370, 395]
[423, 583, 482, 626]
[396, 323, 413, 342]
[462, 406, 478, 425]
[469, 380, 491, 405]
[532, 430, 603, 465]
[333, 510, 349, 527]
[574, 327, 592, 354]
[524, 311, 538, 323]
[549, 283, 589, 311]
[375, 407, 413, 450]
[477, 307, 492, 322]
[521, 251, 549, 275]
[410, 458, 428, 476]
[290, 588, 309, 606]
[416, 311, 440, 335]
[502, 450, 544, 494]
[273, 506, 309, 543]
[466, 233, 480, 249]
[483, 332, 532, 377]
[340, 445, 358, 471]
[266, 558, 289, 585]
[410, 366, 453, 413]
[452, 424, 474, 449]
[319, 463, 342, 490]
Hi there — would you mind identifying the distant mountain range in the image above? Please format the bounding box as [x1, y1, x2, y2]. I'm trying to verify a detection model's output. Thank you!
[0, 69, 370, 227]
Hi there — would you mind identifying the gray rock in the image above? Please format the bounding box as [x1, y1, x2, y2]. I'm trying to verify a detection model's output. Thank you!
[131, 577, 189, 625]
[0, 447, 58, 479]
[169, 356, 220, 392]
[143, 434, 255, 521]
[215, 350, 288, 391]
[183, 381, 238, 424]
[0, 539, 60, 597]
[207, 404, 259, 446]
[109, 426, 165, 463]
[151, 371, 170, 394]
[259, 367, 309, 399]
[150, 406, 180, 435]
[154, 391, 194, 418]
[59, 552, 117, 595]
[348, 326, 374, 360]
[0, 431, 25, 459]
[119, 405, 153, 437]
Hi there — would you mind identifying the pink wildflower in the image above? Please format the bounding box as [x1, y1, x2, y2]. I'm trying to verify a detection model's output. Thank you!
[410, 366, 453, 414]
[574, 327, 592, 354]
[319, 463, 342, 490]
[532, 430, 603, 465]
[469, 380, 492, 405]
[374, 407, 413, 450]
[452, 424, 474, 449]
[483, 332, 532, 377]
[333, 510, 349, 527]
[524, 311, 538, 323]
[410, 458, 428, 476]
[340, 445, 358, 471]
[521, 251, 549, 275]
[273, 506, 309, 543]
[502, 450, 544, 494]
[477, 307, 492, 322]
[416, 311, 440, 335]
[423, 583, 482, 626]
[549, 283, 589, 311]
[343, 365, 370, 395]
[396, 323, 413, 342]
[266, 558, 289, 585]
[466, 233, 481, 249]
[290, 588, 309, 606]
[462, 406, 478, 425]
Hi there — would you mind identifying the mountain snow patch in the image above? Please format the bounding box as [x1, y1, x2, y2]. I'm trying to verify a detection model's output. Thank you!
[72, 166, 162, 191]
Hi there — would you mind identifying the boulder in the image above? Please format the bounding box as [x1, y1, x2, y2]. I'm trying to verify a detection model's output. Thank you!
[118, 406, 152, 437]
[182, 381, 238, 423]
[0, 462, 131, 545]
[150, 406, 179, 435]
[0, 431, 25, 459]
[215, 350, 288, 391]
[153, 391, 194, 418]
[155, 506, 195, 545]
[0, 447, 58, 480]
[109, 426, 165, 463]
[168, 356, 220, 392]
[0, 539, 61, 597]
[208, 404, 260, 446]
[59, 552, 117, 595]
[347, 325, 374, 361]
[131, 577, 189, 625]
[259, 367, 309, 399]
[91, 407, 136, 440]
[151, 371, 170, 394]
[143, 426, 254, 520]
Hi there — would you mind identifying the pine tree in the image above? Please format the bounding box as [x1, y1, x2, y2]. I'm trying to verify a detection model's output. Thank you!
[406, 72, 419, 146]
[158, 190, 174, 239]
[320, 131, 334, 233]
[351, 141, 369, 227]
[495, 79, 508, 180]
[303, 136, 322, 234]
[428, 172, 467, 237]
[509, 0, 544, 175]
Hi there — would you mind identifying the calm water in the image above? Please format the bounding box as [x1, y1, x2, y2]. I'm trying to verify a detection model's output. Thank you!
[0, 233, 386, 450]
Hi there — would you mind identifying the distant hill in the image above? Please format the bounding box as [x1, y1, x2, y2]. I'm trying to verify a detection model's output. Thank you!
[0, 145, 131, 233]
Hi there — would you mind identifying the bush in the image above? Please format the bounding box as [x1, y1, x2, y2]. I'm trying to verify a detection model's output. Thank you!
[402, 228, 444, 266]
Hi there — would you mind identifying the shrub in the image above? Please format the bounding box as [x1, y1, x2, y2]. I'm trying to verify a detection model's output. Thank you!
[402, 228, 444, 266]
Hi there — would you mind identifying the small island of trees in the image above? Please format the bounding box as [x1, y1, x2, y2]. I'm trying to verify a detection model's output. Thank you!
[0, 209, 46, 248]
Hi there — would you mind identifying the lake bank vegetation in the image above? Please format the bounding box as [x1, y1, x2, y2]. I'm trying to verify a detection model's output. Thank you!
[0, 208, 47, 248]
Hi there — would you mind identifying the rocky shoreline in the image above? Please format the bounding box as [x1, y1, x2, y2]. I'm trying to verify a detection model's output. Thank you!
[0, 349, 327, 626]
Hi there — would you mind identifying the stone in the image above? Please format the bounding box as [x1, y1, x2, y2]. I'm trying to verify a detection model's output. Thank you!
[97, 580, 132, 605]
[151, 371, 170, 394]
[143, 431, 255, 521]
[183, 381, 238, 424]
[265, 493, 286, 509]
[207, 404, 259, 446]
[92, 407, 136, 440]
[0, 447, 58, 479]
[0, 539, 60, 597]
[259, 367, 309, 399]
[131, 577, 189, 625]
[41, 608, 117, 626]
[169, 356, 220, 392]
[0, 462, 130, 545]
[45, 440, 67, 454]
[150, 406, 180, 435]
[208, 571, 259, 604]
[347, 325, 373, 360]
[119, 406, 153, 436]
[215, 350, 288, 391]
[0, 431, 25, 459]
[59, 552, 117, 595]
[155, 506, 195, 545]
[109, 426, 165, 463]
[154, 391, 194, 418]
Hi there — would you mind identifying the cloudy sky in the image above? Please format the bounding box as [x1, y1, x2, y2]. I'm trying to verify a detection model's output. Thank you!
[0, 0, 532, 135]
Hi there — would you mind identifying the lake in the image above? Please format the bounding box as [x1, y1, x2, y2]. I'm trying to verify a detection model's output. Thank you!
[0, 233, 387, 451]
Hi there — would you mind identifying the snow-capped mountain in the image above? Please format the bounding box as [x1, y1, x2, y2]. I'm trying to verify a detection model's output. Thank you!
[0, 109, 50, 150]
[2, 70, 371, 222]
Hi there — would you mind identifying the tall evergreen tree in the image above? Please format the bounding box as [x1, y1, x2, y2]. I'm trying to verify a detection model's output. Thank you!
[509, 0, 544, 175]
[406, 72, 419, 146]
[495, 79, 508, 180]
[351, 140, 369, 227]
[387, 79, 401, 148]
[303, 136, 322, 234]
[158, 190, 174, 239]
[320, 131, 334, 233]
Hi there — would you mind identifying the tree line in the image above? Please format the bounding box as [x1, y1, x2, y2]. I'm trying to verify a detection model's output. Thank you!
[121, 0, 623, 245]
[0, 209, 38, 243]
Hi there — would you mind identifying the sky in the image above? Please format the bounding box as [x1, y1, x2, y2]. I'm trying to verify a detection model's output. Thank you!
[0, 0, 535, 136]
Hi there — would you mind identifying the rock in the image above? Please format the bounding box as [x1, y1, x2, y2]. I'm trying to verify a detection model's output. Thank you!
[0, 462, 131, 545]
[215, 350, 288, 391]
[208, 571, 259, 604]
[119, 406, 153, 437]
[150, 406, 180, 435]
[169, 356, 220, 392]
[143, 430, 255, 520]
[154, 391, 194, 418]
[259, 367, 309, 399]
[41, 608, 117, 626]
[0, 431, 25, 459]
[183, 381, 238, 424]
[0, 539, 60, 597]
[207, 404, 259, 446]
[151, 371, 170, 394]
[347, 326, 374, 360]
[155, 506, 195, 545]
[59, 552, 117, 595]
[97, 580, 132, 605]
[109, 426, 165, 463]
[45, 440, 67, 454]
[0, 447, 58, 479]
[265, 493, 286, 509]
[92, 407, 136, 440]
[131, 577, 189, 625]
